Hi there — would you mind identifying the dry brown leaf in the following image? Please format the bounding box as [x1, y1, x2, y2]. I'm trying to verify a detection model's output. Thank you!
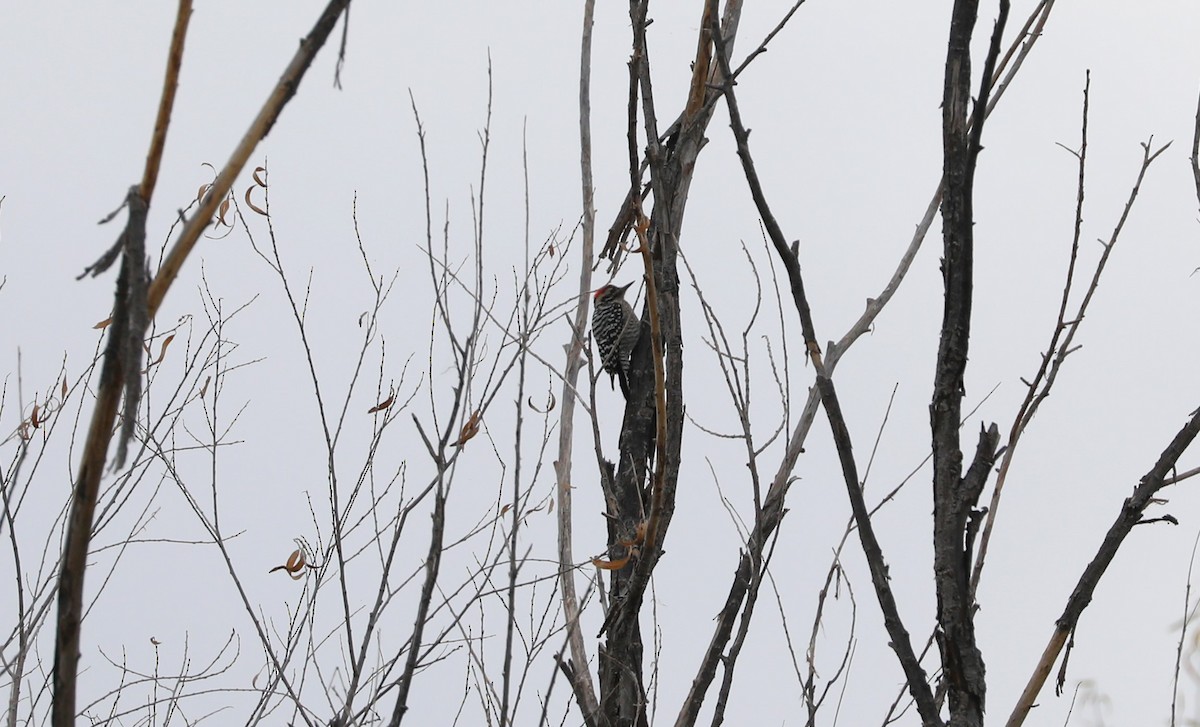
[453, 410, 482, 447]
[500, 503, 512, 516]
[30, 403, 40, 429]
[155, 334, 175, 365]
[547, 498, 555, 514]
[270, 548, 307, 580]
[592, 554, 631, 571]
[635, 211, 651, 236]
[199, 376, 211, 399]
[150, 637, 161, 646]
[621, 520, 648, 547]
[196, 183, 211, 205]
[252, 166, 267, 188]
[367, 394, 395, 414]
[217, 197, 232, 226]
[244, 184, 267, 216]
[61, 378, 68, 398]
[142, 334, 176, 374]
[94, 317, 113, 330]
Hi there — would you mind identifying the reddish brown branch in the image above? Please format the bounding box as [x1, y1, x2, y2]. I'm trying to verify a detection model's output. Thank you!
[52, 4, 351, 724]
[140, 0, 193, 205]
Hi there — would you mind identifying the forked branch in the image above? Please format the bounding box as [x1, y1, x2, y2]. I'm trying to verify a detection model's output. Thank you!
[708, 15, 941, 727]
[53, 3, 352, 725]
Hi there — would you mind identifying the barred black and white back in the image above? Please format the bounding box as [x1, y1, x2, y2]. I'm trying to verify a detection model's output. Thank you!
[592, 282, 640, 398]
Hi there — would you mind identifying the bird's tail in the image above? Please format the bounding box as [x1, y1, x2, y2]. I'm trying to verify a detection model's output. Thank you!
[617, 369, 631, 400]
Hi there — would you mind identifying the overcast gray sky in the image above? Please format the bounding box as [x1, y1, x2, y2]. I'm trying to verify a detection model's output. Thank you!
[4, 2, 1200, 725]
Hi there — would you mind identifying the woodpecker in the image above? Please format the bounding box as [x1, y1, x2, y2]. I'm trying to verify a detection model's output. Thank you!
[592, 282, 640, 398]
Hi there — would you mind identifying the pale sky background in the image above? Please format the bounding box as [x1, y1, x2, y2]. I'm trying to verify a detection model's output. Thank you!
[4, 2, 1200, 725]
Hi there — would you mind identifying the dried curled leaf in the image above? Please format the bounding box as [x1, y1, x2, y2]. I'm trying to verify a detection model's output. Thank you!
[623, 520, 648, 548]
[269, 548, 307, 580]
[199, 375, 211, 399]
[150, 637, 161, 646]
[244, 183, 267, 217]
[152, 334, 174, 366]
[94, 317, 113, 330]
[216, 196, 233, 227]
[367, 394, 395, 414]
[29, 403, 40, 429]
[453, 410, 482, 447]
[61, 377, 68, 398]
[142, 334, 176, 374]
[592, 554, 631, 571]
[242, 165, 269, 215]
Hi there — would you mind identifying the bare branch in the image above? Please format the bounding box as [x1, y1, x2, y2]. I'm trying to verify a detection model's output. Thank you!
[549, 1, 604, 724]
[1007, 408, 1200, 725]
[707, 13, 941, 727]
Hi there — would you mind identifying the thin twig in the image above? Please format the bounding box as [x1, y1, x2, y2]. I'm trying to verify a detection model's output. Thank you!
[1170, 529, 1200, 727]
[709, 13, 941, 726]
[970, 72, 1090, 595]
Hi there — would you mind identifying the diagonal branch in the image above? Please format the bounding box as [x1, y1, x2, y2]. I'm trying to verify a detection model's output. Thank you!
[53, 4, 351, 725]
[1006, 406, 1200, 726]
[706, 16, 942, 727]
[1004, 137, 1175, 727]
